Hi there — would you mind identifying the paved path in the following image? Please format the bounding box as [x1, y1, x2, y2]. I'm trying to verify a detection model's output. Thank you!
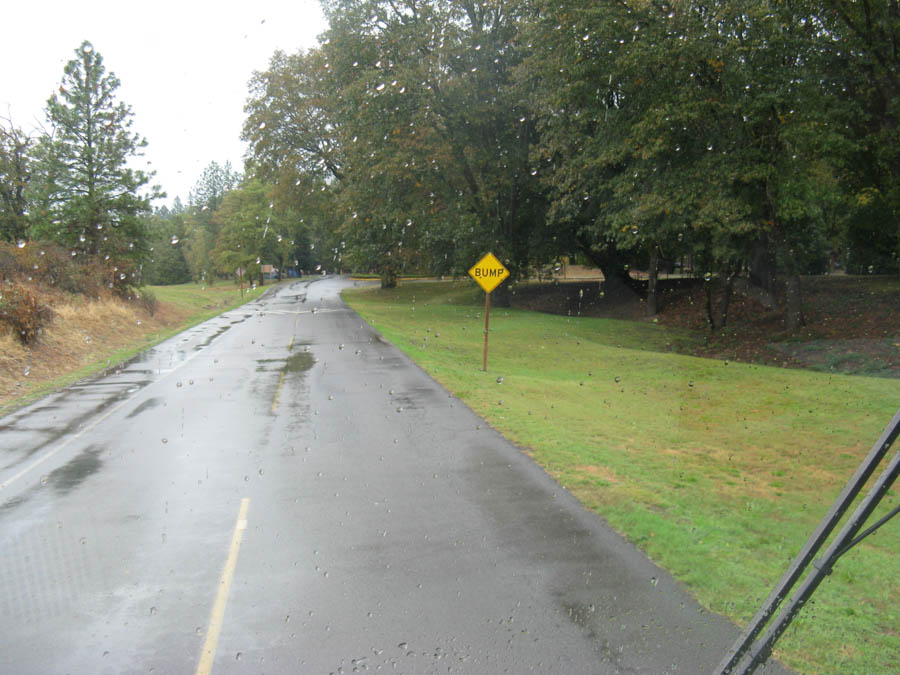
[0, 277, 787, 673]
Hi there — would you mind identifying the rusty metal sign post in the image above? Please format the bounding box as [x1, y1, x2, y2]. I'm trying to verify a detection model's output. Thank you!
[468, 252, 510, 371]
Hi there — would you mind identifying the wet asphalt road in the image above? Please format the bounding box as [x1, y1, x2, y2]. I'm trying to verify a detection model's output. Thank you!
[0, 277, 787, 674]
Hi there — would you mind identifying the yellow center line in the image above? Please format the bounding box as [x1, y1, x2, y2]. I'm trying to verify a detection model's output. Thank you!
[271, 372, 286, 413]
[196, 497, 250, 675]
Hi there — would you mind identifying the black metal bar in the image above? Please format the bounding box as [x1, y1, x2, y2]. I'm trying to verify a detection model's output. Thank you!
[740, 445, 899, 673]
[714, 407, 900, 674]
[833, 503, 900, 561]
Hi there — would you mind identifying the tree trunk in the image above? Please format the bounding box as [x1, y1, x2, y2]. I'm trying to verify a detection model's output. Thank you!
[705, 272, 735, 331]
[784, 275, 805, 330]
[646, 247, 659, 316]
[719, 273, 734, 329]
[380, 267, 397, 289]
[578, 237, 642, 301]
[749, 233, 778, 305]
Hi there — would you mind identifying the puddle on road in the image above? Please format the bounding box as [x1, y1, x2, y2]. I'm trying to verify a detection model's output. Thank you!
[46, 445, 103, 495]
[193, 324, 232, 351]
[277, 293, 307, 304]
[256, 352, 315, 375]
[126, 397, 163, 419]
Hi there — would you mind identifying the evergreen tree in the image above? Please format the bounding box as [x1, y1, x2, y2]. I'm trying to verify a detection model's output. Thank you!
[0, 119, 32, 244]
[32, 40, 161, 274]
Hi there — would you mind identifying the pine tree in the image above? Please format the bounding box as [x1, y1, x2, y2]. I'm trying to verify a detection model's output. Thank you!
[33, 40, 160, 271]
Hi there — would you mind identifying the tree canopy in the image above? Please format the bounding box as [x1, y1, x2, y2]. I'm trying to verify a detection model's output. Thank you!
[239, 0, 896, 324]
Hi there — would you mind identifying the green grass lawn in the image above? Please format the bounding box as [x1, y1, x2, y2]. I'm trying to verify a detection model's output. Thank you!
[343, 279, 900, 674]
[148, 279, 268, 317]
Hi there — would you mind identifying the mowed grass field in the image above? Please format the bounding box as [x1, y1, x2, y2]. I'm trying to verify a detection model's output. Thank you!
[342, 279, 899, 674]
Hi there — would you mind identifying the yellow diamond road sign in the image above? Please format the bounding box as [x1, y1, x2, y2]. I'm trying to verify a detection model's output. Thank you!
[469, 252, 510, 293]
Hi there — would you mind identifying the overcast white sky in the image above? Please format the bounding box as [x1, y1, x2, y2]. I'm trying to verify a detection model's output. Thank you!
[1, 0, 327, 207]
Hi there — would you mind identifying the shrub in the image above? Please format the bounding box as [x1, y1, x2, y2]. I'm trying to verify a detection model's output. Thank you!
[135, 288, 158, 316]
[0, 283, 54, 345]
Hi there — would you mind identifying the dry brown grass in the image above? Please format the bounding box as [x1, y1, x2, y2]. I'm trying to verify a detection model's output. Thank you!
[0, 291, 190, 408]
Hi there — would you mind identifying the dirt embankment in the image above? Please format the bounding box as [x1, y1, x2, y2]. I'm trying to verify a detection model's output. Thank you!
[0, 292, 188, 409]
[507, 274, 900, 377]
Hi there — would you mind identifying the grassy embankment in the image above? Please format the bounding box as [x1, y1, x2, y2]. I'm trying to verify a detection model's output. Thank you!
[0, 282, 269, 415]
[342, 279, 899, 674]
